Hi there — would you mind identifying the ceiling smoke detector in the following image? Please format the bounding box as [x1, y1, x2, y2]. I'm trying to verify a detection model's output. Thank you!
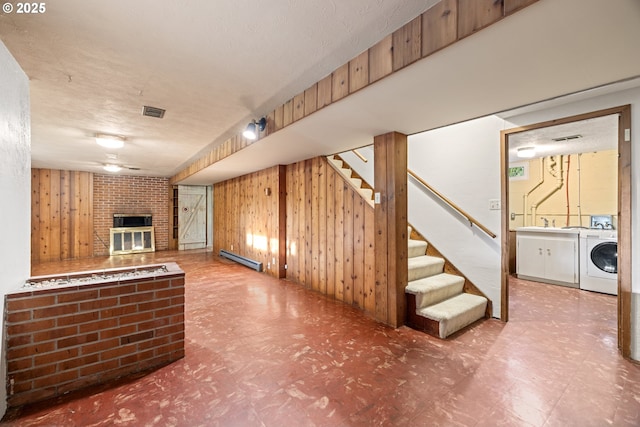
[142, 105, 166, 119]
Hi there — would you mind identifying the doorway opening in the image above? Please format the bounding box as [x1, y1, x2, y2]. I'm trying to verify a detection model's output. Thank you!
[501, 105, 632, 357]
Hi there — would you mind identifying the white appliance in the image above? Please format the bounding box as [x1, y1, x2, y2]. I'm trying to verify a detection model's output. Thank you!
[579, 229, 618, 295]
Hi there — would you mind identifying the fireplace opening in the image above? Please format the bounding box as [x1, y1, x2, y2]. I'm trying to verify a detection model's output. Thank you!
[113, 214, 152, 228]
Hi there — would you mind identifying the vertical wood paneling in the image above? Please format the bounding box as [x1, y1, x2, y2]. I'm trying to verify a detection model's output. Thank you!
[364, 207, 376, 314]
[353, 196, 365, 309]
[305, 160, 313, 286]
[298, 162, 307, 284]
[334, 177, 345, 301]
[331, 64, 350, 102]
[318, 161, 327, 294]
[283, 99, 294, 127]
[343, 188, 354, 305]
[317, 75, 333, 110]
[369, 35, 393, 83]
[458, 0, 504, 39]
[31, 169, 94, 263]
[349, 51, 369, 93]
[304, 84, 318, 116]
[392, 16, 422, 71]
[311, 158, 320, 291]
[274, 105, 285, 131]
[213, 166, 285, 278]
[422, 0, 458, 57]
[326, 167, 336, 297]
[293, 93, 305, 122]
[31, 170, 40, 263]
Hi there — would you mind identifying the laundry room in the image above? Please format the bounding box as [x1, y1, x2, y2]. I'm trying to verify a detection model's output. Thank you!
[508, 114, 619, 295]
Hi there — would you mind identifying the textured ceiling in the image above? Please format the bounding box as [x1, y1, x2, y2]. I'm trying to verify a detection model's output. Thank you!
[1, 0, 639, 182]
[0, 0, 434, 176]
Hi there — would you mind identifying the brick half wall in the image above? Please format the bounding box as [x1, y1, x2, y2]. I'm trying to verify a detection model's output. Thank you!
[4, 262, 185, 408]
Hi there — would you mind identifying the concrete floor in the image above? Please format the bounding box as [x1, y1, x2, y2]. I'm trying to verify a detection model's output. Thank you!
[2, 249, 639, 426]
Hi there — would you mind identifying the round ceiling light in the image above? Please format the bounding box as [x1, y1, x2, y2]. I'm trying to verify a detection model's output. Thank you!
[96, 133, 125, 149]
[516, 146, 536, 158]
[103, 164, 122, 172]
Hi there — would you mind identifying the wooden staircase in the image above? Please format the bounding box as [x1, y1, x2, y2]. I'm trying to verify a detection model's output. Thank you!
[327, 155, 489, 338]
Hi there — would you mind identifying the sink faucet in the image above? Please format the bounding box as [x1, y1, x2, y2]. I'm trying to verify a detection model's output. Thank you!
[541, 217, 548, 228]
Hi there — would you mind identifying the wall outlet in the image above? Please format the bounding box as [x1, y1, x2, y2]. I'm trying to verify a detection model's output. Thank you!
[489, 199, 501, 210]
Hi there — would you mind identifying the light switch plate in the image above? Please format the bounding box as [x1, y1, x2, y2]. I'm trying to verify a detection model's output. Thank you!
[374, 192, 381, 204]
[489, 199, 501, 210]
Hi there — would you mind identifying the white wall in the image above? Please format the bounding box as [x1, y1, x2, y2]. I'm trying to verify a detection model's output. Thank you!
[0, 42, 31, 416]
[408, 116, 504, 318]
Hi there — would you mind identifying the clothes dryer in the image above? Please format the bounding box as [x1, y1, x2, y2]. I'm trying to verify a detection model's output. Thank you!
[579, 229, 617, 295]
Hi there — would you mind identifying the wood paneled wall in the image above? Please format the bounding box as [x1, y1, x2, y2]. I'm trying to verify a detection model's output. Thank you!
[286, 157, 377, 318]
[31, 169, 94, 263]
[213, 166, 286, 278]
[170, 0, 538, 184]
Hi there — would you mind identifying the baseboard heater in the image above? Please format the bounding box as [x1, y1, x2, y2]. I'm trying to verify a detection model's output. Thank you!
[219, 249, 263, 272]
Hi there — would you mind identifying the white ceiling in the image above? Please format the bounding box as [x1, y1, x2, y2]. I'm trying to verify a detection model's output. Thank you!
[1, 0, 639, 183]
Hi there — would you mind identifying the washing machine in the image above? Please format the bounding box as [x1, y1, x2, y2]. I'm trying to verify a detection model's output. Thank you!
[579, 229, 618, 295]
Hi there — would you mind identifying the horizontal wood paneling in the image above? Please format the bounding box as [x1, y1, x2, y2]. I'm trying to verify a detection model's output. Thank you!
[170, 0, 537, 185]
[213, 166, 285, 278]
[31, 169, 94, 263]
[286, 157, 377, 318]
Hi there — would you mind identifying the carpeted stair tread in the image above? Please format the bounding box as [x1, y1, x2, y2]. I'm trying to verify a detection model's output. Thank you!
[408, 255, 444, 281]
[418, 293, 488, 338]
[408, 239, 428, 258]
[359, 188, 373, 200]
[350, 177, 362, 187]
[406, 273, 464, 308]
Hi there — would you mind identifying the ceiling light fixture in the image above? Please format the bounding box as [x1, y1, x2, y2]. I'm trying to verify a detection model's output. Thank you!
[103, 164, 122, 173]
[96, 133, 125, 149]
[516, 146, 536, 158]
[242, 117, 267, 140]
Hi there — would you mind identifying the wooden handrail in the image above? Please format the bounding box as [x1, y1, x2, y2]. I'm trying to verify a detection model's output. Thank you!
[407, 168, 497, 239]
[351, 149, 368, 163]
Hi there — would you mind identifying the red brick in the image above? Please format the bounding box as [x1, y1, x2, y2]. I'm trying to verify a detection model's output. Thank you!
[171, 277, 185, 287]
[33, 369, 78, 389]
[33, 303, 79, 319]
[120, 312, 154, 325]
[120, 331, 154, 345]
[7, 310, 32, 323]
[99, 284, 136, 297]
[171, 296, 185, 305]
[8, 335, 32, 347]
[34, 348, 79, 366]
[156, 324, 184, 337]
[58, 332, 99, 348]
[138, 280, 169, 292]
[79, 359, 118, 376]
[57, 311, 99, 326]
[138, 318, 169, 332]
[121, 349, 154, 366]
[79, 297, 117, 311]
[100, 325, 136, 340]
[57, 289, 100, 303]
[81, 338, 119, 355]
[33, 325, 78, 342]
[8, 357, 33, 373]
[170, 331, 185, 343]
[7, 342, 55, 360]
[58, 354, 99, 371]
[79, 318, 118, 333]
[154, 305, 183, 318]
[7, 295, 56, 311]
[12, 364, 56, 382]
[138, 336, 170, 351]
[119, 291, 154, 305]
[7, 319, 56, 335]
[138, 299, 170, 312]
[156, 287, 184, 299]
[100, 304, 137, 318]
[101, 343, 136, 361]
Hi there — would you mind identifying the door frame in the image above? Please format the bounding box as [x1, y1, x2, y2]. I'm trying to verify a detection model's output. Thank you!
[500, 104, 632, 357]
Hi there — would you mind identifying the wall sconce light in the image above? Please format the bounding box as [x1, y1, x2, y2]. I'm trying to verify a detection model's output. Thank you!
[242, 117, 267, 140]
[103, 164, 122, 172]
[516, 146, 536, 158]
[96, 133, 125, 149]
[264, 187, 272, 196]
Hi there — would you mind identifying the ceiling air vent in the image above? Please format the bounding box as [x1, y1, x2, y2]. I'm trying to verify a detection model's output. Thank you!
[142, 105, 166, 119]
[552, 134, 582, 142]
